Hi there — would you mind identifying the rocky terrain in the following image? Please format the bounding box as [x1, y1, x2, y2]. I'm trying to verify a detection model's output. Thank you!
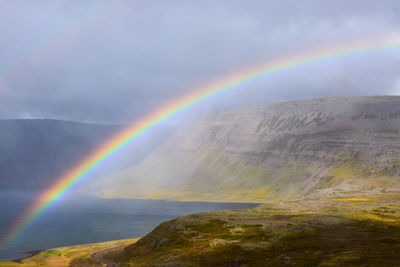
[88, 96, 400, 202]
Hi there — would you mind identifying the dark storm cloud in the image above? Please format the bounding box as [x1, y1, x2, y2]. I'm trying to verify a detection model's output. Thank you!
[0, 0, 399, 123]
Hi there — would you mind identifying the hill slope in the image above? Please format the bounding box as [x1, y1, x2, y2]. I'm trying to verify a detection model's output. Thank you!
[0, 119, 173, 190]
[108, 196, 400, 266]
[88, 96, 400, 202]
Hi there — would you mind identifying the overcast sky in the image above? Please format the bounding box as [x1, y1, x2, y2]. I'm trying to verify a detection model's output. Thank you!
[0, 0, 399, 123]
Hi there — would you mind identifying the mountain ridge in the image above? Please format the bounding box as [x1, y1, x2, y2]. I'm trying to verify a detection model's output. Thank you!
[0, 119, 173, 190]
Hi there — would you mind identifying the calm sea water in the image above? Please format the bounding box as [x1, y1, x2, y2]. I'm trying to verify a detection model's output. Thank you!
[0, 191, 258, 261]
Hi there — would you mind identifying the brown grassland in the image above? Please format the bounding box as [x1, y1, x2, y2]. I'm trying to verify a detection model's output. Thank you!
[108, 194, 400, 266]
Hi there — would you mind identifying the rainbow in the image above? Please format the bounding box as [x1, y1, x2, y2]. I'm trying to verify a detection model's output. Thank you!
[1, 33, 400, 250]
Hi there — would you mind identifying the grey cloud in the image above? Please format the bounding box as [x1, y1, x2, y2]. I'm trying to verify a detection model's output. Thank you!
[0, 0, 399, 123]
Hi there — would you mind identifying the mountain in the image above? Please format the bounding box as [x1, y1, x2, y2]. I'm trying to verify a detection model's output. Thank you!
[87, 96, 400, 202]
[0, 119, 173, 190]
[5, 96, 400, 267]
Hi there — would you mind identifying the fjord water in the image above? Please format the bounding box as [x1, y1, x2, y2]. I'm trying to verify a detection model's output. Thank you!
[0, 191, 258, 261]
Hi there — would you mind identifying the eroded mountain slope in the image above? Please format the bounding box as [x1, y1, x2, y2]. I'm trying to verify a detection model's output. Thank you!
[88, 96, 400, 202]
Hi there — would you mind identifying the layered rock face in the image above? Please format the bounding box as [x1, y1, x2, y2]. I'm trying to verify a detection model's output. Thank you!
[89, 96, 400, 202]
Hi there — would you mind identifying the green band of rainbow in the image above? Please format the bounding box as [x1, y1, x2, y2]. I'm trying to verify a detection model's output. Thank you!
[1, 33, 400, 250]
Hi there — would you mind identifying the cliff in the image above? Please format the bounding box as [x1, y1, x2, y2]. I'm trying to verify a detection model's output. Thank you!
[88, 96, 400, 202]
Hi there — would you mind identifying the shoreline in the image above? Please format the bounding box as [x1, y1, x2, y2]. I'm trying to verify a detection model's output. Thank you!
[11, 249, 44, 263]
[0, 198, 259, 263]
[0, 238, 139, 266]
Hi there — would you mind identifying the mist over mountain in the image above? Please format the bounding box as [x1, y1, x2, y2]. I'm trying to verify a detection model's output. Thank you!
[86, 96, 400, 202]
[0, 119, 173, 190]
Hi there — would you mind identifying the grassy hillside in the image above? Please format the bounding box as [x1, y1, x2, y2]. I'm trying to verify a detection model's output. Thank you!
[0, 238, 139, 267]
[5, 195, 400, 266]
[107, 195, 400, 266]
